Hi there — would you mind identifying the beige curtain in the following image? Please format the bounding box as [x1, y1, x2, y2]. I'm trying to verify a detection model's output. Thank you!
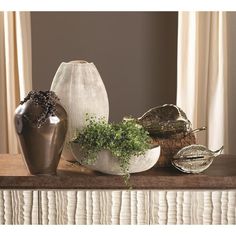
[0, 12, 32, 154]
[177, 12, 228, 152]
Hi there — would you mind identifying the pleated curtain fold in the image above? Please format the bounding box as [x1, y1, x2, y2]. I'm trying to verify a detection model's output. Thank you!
[0, 12, 32, 154]
[177, 12, 228, 153]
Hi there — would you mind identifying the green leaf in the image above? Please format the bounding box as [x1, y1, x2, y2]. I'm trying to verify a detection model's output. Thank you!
[72, 116, 151, 186]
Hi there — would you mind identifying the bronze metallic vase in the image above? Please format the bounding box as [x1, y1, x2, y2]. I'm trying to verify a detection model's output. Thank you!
[14, 91, 68, 175]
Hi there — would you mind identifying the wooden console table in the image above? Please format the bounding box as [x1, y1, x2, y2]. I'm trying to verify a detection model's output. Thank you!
[0, 154, 236, 224]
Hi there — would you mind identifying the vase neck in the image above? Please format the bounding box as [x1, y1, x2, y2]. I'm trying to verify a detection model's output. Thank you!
[69, 60, 89, 64]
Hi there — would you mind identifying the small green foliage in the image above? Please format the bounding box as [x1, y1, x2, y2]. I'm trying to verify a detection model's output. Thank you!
[72, 115, 151, 185]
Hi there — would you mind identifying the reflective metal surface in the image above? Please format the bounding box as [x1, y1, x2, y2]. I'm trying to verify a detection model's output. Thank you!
[14, 100, 68, 175]
[137, 104, 191, 138]
[171, 144, 223, 173]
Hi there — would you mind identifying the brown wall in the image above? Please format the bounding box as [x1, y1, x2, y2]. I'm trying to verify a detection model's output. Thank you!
[227, 12, 236, 154]
[31, 12, 178, 122]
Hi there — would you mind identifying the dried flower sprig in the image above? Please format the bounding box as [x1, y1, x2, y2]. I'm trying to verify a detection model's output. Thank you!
[20, 90, 59, 128]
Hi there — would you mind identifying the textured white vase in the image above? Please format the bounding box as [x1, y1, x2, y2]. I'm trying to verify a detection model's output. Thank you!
[50, 61, 109, 161]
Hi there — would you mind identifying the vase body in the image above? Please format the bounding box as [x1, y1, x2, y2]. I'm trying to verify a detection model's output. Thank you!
[50, 61, 109, 161]
[14, 100, 68, 175]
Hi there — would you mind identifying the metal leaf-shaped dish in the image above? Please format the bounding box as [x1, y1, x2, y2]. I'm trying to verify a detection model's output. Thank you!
[137, 104, 191, 138]
[171, 144, 223, 173]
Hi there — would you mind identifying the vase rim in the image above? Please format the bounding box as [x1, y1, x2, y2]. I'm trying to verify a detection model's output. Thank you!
[62, 60, 94, 65]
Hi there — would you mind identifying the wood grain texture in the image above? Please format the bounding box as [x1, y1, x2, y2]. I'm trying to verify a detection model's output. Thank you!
[0, 155, 236, 225]
[36, 190, 236, 225]
[39, 190, 152, 224]
[0, 190, 38, 224]
[1, 154, 236, 189]
[0, 189, 235, 224]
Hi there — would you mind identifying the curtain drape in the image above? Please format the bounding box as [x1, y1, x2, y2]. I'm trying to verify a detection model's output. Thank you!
[177, 12, 228, 153]
[0, 12, 32, 154]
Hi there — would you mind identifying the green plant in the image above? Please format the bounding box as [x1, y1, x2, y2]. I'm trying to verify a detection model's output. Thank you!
[72, 116, 151, 185]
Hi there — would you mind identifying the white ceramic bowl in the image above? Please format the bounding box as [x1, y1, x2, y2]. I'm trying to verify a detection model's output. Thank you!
[70, 144, 161, 175]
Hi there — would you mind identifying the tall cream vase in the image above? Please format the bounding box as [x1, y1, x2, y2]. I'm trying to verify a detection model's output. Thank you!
[50, 60, 109, 161]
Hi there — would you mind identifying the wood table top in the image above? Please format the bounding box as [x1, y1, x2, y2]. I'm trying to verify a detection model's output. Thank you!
[0, 154, 236, 190]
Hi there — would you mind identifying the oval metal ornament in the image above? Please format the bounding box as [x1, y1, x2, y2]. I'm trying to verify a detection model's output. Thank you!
[171, 144, 223, 173]
[137, 104, 191, 138]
